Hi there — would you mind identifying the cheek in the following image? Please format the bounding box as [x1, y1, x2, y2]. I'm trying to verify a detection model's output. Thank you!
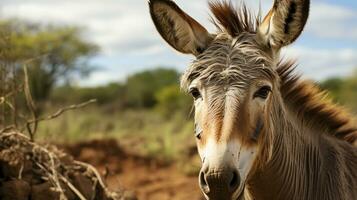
[194, 100, 204, 121]
[251, 100, 265, 117]
[194, 101, 207, 159]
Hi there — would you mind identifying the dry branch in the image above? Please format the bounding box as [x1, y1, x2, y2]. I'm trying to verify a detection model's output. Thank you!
[59, 175, 87, 200]
[0, 131, 124, 200]
[23, 64, 37, 140]
[27, 99, 97, 125]
[0, 84, 23, 106]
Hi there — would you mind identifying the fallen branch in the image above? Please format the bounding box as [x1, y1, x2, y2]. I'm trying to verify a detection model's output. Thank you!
[0, 131, 124, 200]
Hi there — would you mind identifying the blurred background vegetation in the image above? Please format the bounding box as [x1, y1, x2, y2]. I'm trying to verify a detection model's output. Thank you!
[1, 18, 356, 166]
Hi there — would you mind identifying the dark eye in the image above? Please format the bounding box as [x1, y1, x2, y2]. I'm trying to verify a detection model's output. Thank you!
[253, 86, 271, 99]
[189, 87, 201, 100]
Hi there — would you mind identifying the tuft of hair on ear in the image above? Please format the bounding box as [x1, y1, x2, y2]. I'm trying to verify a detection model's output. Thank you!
[209, 0, 259, 36]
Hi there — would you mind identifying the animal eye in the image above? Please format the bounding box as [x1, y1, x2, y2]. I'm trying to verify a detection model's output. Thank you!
[189, 87, 201, 100]
[254, 86, 271, 99]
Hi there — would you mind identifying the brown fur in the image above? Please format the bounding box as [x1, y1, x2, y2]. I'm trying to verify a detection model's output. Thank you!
[277, 61, 357, 146]
[209, 1, 260, 36]
[248, 62, 357, 199]
[208, 0, 357, 146]
[149, 1, 357, 199]
[209, 1, 259, 36]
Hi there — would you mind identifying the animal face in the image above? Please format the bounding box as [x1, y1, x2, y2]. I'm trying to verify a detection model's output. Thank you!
[149, 0, 309, 199]
[184, 33, 276, 199]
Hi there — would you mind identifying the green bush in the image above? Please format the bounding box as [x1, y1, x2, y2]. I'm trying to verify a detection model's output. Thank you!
[320, 71, 357, 113]
[125, 68, 180, 108]
[0, 19, 99, 104]
[50, 83, 126, 106]
[155, 84, 192, 117]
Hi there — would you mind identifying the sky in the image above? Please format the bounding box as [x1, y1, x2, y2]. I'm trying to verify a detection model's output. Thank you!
[0, 0, 356, 86]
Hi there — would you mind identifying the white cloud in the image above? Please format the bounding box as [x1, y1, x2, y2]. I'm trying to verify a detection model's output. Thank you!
[0, 0, 155, 55]
[0, 0, 356, 86]
[0, 0, 269, 56]
[75, 69, 123, 87]
[306, 2, 357, 39]
[282, 46, 357, 80]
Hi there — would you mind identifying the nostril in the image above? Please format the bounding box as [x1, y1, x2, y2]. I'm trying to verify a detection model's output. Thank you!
[229, 171, 240, 191]
[199, 171, 209, 194]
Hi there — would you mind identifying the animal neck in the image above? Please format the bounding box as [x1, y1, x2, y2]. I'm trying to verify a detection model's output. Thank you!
[247, 90, 356, 200]
[247, 93, 323, 199]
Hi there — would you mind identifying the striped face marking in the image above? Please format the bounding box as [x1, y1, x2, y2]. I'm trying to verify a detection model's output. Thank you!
[150, 0, 311, 198]
[189, 76, 272, 198]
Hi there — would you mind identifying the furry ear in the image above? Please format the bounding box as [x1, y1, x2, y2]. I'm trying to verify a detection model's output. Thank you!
[149, 0, 213, 56]
[257, 0, 310, 50]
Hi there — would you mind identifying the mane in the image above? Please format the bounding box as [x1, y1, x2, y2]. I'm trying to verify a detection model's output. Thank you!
[192, 0, 357, 146]
[277, 61, 357, 146]
[209, 0, 260, 36]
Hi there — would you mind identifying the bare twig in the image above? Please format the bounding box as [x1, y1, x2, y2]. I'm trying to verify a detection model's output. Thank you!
[2, 100, 28, 120]
[0, 62, 6, 131]
[18, 163, 24, 179]
[74, 160, 118, 199]
[21, 55, 49, 140]
[23, 64, 37, 141]
[48, 151, 67, 200]
[1, 131, 121, 200]
[0, 125, 16, 134]
[35, 162, 67, 200]
[12, 63, 18, 128]
[104, 165, 110, 184]
[91, 178, 98, 200]
[59, 175, 87, 200]
[0, 53, 47, 134]
[75, 160, 107, 189]
[27, 99, 97, 125]
[0, 84, 23, 106]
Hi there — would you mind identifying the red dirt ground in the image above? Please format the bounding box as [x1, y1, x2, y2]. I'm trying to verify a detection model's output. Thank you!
[63, 139, 204, 200]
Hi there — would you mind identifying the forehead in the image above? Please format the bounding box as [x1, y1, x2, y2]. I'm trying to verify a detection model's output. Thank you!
[181, 33, 276, 90]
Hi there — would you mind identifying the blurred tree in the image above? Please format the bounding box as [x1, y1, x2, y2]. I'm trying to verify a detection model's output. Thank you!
[125, 68, 180, 108]
[0, 19, 99, 105]
[320, 70, 357, 113]
[320, 77, 344, 100]
[49, 68, 187, 111]
[51, 83, 126, 106]
[155, 84, 191, 117]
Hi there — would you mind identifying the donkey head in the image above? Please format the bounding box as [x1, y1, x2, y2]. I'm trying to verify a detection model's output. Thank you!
[149, 0, 309, 199]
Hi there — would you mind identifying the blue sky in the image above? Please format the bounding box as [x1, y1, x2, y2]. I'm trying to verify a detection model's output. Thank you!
[1, 0, 356, 86]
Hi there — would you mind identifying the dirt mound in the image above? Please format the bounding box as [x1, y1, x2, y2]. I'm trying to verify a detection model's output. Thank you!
[65, 139, 127, 160]
[0, 132, 136, 200]
[64, 139, 204, 200]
